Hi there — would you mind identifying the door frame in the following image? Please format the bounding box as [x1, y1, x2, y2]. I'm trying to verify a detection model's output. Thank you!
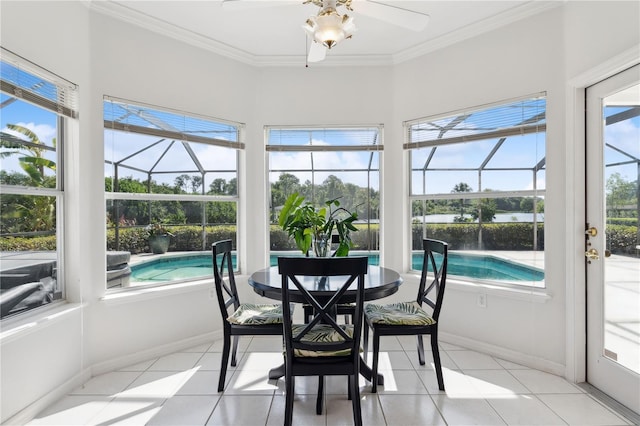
[585, 64, 639, 414]
[565, 46, 640, 385]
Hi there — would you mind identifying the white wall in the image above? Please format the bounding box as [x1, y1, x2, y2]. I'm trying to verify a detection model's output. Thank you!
[1, 2, 91, 421]
[248, 65, 394, 273]
[1, 1, 638, 422]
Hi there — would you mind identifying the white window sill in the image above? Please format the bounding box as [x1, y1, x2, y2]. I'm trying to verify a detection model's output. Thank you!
[101, 278, 212, 306]
[400, 272, 552, 303]
[0, 301, 82, 344]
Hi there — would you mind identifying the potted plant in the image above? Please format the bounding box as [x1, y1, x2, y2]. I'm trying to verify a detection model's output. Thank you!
[146, 223, 174, 254]
[278, 193, 358, 257]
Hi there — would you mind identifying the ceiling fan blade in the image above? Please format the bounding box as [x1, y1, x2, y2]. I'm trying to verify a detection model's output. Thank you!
[308, 41, 327, 62]
[352, 0, 430, 31]
[221, 0, 296, 10]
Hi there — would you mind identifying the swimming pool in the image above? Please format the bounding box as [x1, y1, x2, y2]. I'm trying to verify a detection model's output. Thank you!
[130, 251, 544, 284]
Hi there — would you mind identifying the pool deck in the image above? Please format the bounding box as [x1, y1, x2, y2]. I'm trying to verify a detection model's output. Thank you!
[128, 251, 211, 267]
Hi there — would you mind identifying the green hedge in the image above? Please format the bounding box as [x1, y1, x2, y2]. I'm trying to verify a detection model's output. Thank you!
[412, 223, 545, 251]
[0, 235, 56, 251]
[607, 217, 638, 227]
[104, 225, 237, 254]
[607, 224, 639, 255]
[1, 223, 637, 256]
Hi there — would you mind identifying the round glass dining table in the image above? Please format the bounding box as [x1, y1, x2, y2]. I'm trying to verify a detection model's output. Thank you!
[248, 264, 402, 303]
[248, 264, 403, 384]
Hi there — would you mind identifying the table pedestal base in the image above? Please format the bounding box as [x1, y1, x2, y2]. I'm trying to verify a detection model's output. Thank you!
[267, 358, 384, 386]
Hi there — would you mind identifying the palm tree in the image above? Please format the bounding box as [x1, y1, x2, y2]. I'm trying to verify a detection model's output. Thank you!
[1, 123, 56, 185]
[1, 124, 57, 232]
[451, 182, 472, 222]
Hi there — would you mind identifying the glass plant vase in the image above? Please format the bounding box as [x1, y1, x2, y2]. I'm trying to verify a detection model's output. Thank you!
[313, 233, 331, 257]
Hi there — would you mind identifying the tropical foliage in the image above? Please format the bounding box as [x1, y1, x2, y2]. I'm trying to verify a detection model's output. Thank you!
[145, 222, 174, 237]
[1, 124, 56, 184]
[1, 124, 58, 234]
[278, 193, 358, 256]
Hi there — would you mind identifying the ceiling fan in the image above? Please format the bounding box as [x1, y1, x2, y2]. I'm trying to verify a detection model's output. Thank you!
[221, 0, 430, 63]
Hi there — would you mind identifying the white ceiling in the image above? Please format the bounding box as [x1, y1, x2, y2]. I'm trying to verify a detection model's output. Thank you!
[88, 0, 562, 66]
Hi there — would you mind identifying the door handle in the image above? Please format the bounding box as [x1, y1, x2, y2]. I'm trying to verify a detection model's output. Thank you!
[585, 248, 599, 260]
[585, 226, 598, 237]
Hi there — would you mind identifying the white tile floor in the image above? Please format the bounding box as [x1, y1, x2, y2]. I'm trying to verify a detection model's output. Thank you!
[25, 336, 636, 426]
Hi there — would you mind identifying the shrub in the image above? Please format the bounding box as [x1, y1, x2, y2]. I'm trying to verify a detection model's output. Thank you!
[607, 217, 637, 227]
[412, 223, 545, 251]
[0, 235, 56, 251]
[105, 225, 237, 254]
[3, 222, 636, 258]
[607, 225, 638, 255]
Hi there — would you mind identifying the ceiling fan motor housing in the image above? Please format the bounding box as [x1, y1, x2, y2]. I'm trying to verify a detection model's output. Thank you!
[304, 0, 356, 49]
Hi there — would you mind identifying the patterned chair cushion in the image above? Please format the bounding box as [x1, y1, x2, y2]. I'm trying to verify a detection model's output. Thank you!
[364, 301, 436, 326]
[227, 303, 284, 325]
[290, 324, 356, 357]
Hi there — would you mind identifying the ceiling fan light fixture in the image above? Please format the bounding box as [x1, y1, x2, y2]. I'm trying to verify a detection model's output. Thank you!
[303, 5, 355, 50]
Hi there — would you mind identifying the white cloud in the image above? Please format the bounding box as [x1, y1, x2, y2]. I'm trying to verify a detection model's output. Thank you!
[1, 122, 57, 174]
[5, 122, 57, 144]
[606, 119, 640, 156]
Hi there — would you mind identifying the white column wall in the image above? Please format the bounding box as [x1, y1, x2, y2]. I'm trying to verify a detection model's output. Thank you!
[1, 1, 638, 422]
[249, 65, 394, 272]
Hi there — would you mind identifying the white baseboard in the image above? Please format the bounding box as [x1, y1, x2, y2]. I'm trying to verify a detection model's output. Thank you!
[440, 331, 566, 377]
[4, 368, 91, 425]
[6, 330, 224, 425]
[92, 330, 224, 375]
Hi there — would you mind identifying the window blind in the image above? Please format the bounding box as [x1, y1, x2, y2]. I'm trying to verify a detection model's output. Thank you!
[1, 47, 78, 119]
[404, 93, 546, 150]
[104, 96, 244, 149]
[266, 126, 383, 152]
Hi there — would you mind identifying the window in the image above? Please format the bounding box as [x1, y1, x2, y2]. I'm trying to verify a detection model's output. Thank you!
[406, 94, 546, 288]
[104, 97, 243, 289]
[267, 125, 382, 263]
[0, 48, 77, 318]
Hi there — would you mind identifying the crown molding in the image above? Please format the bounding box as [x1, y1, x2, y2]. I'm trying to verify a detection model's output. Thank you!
[86, 0, 563, 68]
[87, 0, 256, 65]
[393, 1, 564, 64]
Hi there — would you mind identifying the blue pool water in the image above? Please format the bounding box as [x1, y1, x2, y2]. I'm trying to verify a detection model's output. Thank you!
[130, 252, 544, 283]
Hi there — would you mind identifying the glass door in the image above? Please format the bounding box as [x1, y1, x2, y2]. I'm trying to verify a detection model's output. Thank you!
[585, 64, 640, 414]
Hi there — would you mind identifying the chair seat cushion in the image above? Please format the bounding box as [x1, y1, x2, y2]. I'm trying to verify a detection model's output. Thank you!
[291, 324, 355, 357]
[365, 301, 436, 326]
[227, 303, 283, 325]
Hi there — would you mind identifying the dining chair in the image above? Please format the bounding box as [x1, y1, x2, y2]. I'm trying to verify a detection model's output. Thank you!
[363, 238, 448, 393]
[278, 256, 368, 426]
[212, 239, 284, 392]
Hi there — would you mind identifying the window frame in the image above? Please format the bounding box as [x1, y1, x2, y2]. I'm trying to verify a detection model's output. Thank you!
[405, 94, 547, 289]
[0, 48, 76, 319]
[266, 124, 383, 261]
[103, 97, 244, 291]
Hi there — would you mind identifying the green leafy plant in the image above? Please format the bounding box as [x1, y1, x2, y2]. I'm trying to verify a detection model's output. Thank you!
[278, 193, 358, 256]
[145, 223, 174, 238]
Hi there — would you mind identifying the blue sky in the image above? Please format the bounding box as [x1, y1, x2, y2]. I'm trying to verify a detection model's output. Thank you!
[2, 94, 638, 196]
[604, 106, 640, 184]
[1, 93, 58, 177]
